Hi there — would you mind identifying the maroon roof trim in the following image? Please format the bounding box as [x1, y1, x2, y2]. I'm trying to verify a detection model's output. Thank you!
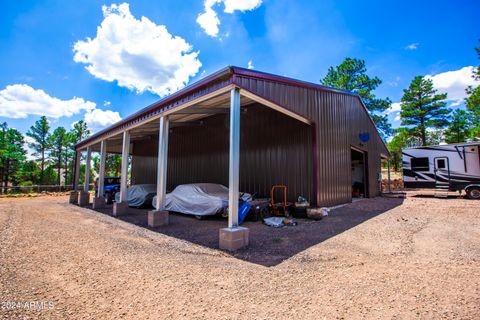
[231, 66, 359, 97]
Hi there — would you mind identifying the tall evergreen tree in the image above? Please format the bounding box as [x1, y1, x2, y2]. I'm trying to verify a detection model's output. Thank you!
[444, 109, 473, 144]
[400, 76, 450, 146]
[26, 116, 50, 183]
[16, 160, 40, 185]
[106, 154, 121, 176]
[48, 126, 68, 186]
[71, 120, 90, 143]
[0, 123, 7, 192]
[0, 125, 26, 192]
[465, 42, 480, 138]
[387, 128, 421, 172]
[68, 120, 90, 185]
[63, 131, 76, 185]
[320, 57, 392, 138]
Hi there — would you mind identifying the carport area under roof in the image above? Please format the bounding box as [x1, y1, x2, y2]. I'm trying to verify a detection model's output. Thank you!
[74, 84, 313, 251]
[86, 89, 309, 154]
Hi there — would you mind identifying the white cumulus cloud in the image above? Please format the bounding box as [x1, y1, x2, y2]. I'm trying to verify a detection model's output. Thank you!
[0, 83, 121, 133]
[0, 84, 96, 119]
[405, 43, 419, 50]
[197, 0, 263, 37]
[197, 0, 222, 37]
[84, 108, 122, 132]
[223, 0, 263, 13]
[390, 102, 401, 112]
[247, 60, 254, 69]
[73, 3, 202, 97]
[425, 66, 479, 106]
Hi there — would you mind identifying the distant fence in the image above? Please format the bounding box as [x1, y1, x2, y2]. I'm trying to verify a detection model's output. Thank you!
[0, 184, 94, 194]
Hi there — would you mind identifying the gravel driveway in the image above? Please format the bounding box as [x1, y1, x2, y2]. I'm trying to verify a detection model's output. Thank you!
[0, 194, 479, 319]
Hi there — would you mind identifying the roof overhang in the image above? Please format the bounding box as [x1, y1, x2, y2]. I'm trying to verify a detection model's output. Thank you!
[75, 66, 386, 153]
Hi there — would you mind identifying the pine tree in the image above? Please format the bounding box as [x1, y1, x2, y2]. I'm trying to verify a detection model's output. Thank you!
[71, 120, 90, 143]
[321, 57, 392, 138]
[400, 76, 450, 146]
[48, 126, 68, 186]
[17, 160, 40, 185]
[465, 42, 480, 138]
[0, 125, 26, 192]
[387, 128, 422, 172]
[444, 109, 473, 143]
[68, 120, 90, 185]
[26, 116, 50, 184]
[0, 123, 7, 192]
[63, 131, 76, 185]
[106, 154, 121, 176]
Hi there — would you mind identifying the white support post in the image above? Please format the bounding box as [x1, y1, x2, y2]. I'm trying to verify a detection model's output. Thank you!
[155, 116, 169, 210]
[84, 146, 91, 193]
[148, 116, 170, 227]
[113, 131, 130, 216]
[98, 140, 107, 196]
[228, 88, 241, 228]
[73, 150, 81, 192]
[70, 150, 81, 204]
[78, 147, 91, 206]
[93, 140, 107, 209]
[219, 87, 249, 251]
[119, 131, 130, 203]
[387, 159, 391, 193]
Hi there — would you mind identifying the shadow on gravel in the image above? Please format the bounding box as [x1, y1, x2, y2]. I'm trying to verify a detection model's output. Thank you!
[91, 197, 404, 267]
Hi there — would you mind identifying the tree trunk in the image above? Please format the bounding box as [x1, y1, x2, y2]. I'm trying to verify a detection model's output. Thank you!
[57, 163, 61, 186]
[64, 157, 69, 186]
[420, 118, 426, 146]
[4, 161, 9, 194]
[41, 149, 45, 185]
[0, 164, 4, 195]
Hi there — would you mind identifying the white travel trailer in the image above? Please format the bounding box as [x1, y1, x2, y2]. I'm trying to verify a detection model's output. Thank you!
[402, 143, 480, 199]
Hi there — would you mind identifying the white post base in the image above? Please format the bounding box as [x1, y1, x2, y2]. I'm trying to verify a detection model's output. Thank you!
[112, 202, 129, 216]
[219, 227, 249, 251]
[69, 191, 79, 204]
[92, 196, 105, 209]
[148, 210, 169, 227]
[78, 191, 90, 207]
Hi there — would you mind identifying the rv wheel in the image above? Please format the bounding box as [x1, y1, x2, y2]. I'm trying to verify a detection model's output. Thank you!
[466, 187, 480, 200]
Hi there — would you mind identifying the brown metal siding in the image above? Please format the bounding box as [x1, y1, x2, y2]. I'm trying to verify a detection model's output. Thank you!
[131, 155, 157, 185]
[131, 104, 313, 201]
[235, 76, 388, 206]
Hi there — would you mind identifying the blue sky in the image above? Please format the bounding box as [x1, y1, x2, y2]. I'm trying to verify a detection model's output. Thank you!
[1, 0, 479, 140]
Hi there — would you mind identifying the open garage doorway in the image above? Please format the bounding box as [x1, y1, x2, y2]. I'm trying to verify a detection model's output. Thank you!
[351, 148, 369, 199]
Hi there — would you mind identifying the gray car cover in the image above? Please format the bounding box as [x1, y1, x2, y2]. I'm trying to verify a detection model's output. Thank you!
[152, 183, 250, 216]
[114, 184, 157, 207]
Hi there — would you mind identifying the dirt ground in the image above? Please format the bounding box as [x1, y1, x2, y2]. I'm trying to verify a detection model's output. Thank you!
[0, 194, 479, 319]
[94, 199, 404, 267]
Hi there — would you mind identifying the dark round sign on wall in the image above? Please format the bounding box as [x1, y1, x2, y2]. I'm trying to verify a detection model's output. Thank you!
[359, 132, 370, 143]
